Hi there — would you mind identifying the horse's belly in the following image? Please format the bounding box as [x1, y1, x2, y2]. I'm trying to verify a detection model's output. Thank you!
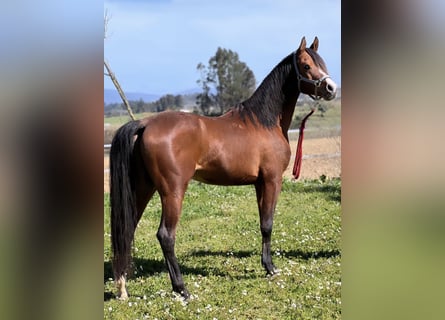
[192, 165, 258, 186]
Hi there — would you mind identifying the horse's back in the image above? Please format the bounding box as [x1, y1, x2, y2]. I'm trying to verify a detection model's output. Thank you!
[137, 110, 290, 186]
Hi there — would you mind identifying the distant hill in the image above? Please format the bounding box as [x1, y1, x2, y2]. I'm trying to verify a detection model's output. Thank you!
[104, 89, 161, 104]
[175, 87, 201, 95]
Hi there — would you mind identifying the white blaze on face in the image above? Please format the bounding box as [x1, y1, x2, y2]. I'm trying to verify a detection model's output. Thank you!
[326, 77, 337, 94]
[319, 68, 337, 97]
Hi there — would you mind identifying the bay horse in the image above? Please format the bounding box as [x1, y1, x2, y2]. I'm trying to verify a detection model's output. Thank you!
[110, 36, 337, 299]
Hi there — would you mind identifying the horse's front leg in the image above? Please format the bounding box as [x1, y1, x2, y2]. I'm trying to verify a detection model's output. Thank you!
[255, 178, 282, 275]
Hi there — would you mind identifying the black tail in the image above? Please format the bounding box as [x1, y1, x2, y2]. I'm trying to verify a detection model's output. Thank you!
[110, 120, 144, 280]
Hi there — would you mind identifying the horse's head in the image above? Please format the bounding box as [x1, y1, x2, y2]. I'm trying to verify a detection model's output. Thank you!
[293, 36, 337, 100]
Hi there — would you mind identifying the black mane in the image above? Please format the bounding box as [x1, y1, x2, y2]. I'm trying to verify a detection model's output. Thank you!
[235, 53, 296, 128]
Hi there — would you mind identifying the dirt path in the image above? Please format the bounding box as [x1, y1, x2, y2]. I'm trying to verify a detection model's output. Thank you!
[104, 136, 340, 192]
[284, 136, 341, 180]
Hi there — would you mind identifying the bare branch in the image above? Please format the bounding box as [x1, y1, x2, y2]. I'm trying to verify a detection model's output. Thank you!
[104, 60, 135, 121]
[104, 9, 112, 40]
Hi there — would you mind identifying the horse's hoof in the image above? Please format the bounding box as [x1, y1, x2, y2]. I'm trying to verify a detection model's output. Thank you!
[265, 263, 278, 274]
[117, 292, 128, 300]
[180, 289, 190, 300]
[173, 285, 190, 300]
[266, 267, 281, 277]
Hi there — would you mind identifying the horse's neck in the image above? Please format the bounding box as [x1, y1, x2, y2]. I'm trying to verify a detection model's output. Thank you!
[239, 57, 299, 130]
[279, 93, 300, 140]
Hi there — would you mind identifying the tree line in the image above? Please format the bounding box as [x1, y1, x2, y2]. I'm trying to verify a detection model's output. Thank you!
[104, 94, 185, 116]
[105, 47, 256, 117]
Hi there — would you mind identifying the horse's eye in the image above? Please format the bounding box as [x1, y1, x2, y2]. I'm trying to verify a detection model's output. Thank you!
[304, 64, 310, 70]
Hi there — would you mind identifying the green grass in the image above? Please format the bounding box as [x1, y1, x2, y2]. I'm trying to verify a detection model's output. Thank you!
[104, 112, 155, 126]
[290, 100, 341, 140]
[104, 178, 341, 319]
[104, 112, 156, 144]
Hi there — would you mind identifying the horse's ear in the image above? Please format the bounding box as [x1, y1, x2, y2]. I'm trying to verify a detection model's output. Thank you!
[310, 37, 319, 52]
[298, 37, 307, 52]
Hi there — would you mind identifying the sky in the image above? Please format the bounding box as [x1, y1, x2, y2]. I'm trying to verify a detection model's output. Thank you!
[104, 0, 341, 96]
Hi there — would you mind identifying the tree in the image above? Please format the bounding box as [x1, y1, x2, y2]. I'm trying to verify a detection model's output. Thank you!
[196, 62, 214, 116]
[317, 102, 328, 117]
[153, 94, 183, 112]
[174, 95, 184, 110]
[196, 48, 256, 116]
[135, 98, 145, 113]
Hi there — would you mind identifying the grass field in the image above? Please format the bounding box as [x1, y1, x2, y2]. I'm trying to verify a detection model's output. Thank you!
[104, 178, 341, 319]
[104, 112, 156, 126]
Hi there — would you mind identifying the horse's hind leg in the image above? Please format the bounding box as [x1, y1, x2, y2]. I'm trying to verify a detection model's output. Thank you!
[157, 188, 190, 299]
[117, 165, 156, 300]
[255, 178, 282, 275]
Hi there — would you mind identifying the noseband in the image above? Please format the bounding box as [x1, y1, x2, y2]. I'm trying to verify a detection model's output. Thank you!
[293, 51, 331, 100]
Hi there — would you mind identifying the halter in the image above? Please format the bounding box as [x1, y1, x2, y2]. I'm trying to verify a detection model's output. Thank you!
[293, 51, 331, 101]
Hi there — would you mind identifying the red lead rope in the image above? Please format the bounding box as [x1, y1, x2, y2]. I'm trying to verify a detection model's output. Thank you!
[292, 108, 315, 179]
